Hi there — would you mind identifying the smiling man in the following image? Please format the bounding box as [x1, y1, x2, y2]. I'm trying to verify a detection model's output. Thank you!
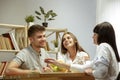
[5, 24, 51, 75]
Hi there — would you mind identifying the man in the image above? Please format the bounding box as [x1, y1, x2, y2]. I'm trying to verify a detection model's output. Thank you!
[5, 24, 51, 75]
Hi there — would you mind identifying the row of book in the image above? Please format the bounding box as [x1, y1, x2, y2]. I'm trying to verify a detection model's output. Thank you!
[0, 32, 19, 50]
[0, 62, 8, 78]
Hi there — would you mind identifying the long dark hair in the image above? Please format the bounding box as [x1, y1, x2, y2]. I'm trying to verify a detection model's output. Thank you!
[61, 32, 85, 54]
[93, 22, 120, 62]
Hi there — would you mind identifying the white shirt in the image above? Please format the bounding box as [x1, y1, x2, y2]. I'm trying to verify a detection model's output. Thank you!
[57, 51, 88, 72]
[92, 43, 119, 80]
[70, 43, 119, 80]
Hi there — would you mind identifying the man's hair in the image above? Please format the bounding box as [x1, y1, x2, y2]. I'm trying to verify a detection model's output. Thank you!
[28, 24, 45, 37]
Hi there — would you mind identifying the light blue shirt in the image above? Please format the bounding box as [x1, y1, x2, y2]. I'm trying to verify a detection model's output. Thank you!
[13, 45, 49, 72]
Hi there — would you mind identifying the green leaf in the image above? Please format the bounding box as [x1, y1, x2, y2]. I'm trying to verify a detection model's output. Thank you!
[40, 6, 45, 14]
[36, 16, 41, 20]
[35, 6, 57, 22]
[51, 13, 57, 17]
[45, 10, 51, 18]
[48, 18, 55, 21]
[25, 15, 34, 23]
[35, 11, 41, 15]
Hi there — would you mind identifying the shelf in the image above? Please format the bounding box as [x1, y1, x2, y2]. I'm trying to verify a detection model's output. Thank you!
[46, 28, 67, 32]
[0, 23, 27, 49]
[0, 50, 20, 53]
[0, 23, 26, 28]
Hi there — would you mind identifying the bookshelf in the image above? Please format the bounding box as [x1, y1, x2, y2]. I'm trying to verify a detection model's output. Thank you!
[0, 23, 27, 78]
[0, 23, 27, 62]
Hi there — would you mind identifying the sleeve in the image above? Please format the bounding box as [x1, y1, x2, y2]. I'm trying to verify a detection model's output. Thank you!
[12, 50, 26, 65]
[81, 52, 89, 56]
[92, 44, 110, 78]
[81, 52, 90, 61]
[92, 63, 108, 78]
[57, 52, 65, 61]
[70, 61, 93, 72]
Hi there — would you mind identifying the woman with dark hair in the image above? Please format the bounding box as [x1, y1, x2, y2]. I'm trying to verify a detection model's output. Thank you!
[45, 32, 89, 72]
[85, 22, 120, 80]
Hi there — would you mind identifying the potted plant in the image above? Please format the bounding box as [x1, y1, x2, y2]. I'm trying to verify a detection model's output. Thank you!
[25, 15, 34, 23]
[35, 6, 57, 27]
[25, 15, 35, 27]
[53, 40, 58, 48]
[53, 40, 59, 52]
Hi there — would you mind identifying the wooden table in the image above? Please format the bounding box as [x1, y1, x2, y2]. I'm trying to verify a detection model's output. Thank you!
[4, 72, 95, 80]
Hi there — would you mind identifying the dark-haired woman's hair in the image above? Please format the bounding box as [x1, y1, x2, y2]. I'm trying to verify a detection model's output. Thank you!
[61, 32, 86, 54]
[28, 24, 45, 37]
[93, 22, 120, 62]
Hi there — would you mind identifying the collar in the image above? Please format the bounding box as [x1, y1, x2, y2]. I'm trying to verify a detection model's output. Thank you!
[28, 45, 41, 56]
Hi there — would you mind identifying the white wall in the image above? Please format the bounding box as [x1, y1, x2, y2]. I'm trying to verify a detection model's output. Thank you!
[0, 0, 96, 61]
[96, 0, 120, 71]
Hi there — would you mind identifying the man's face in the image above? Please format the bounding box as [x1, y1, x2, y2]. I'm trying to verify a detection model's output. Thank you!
[30, 31, 46, 48]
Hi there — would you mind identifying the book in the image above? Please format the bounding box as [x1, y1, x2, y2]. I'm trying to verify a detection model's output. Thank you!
[15, 29, 25, 49]
[2, 33, 20, 50]
[0, 62, 5, 75]
[0, 36, 7, 50]
[0, 62, 8, 75]
[4, 37, 12, 50]
[0, 62, 8, 78]
[9, 32, 20, 50]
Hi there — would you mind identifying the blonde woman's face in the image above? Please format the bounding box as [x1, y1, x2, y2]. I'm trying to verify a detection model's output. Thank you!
[92, 33, 98, 45]
[62, 34, 74, 49]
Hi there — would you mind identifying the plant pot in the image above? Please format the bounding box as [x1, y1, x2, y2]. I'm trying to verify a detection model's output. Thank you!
[42, 22, 48, 27]
[29, 22, 34, 27]
[54, 47, 58, 52]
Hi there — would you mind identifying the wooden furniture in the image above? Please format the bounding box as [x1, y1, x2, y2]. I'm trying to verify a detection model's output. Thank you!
[0, 23, 27, 78]
[4, 72, 95, 80]
[0, 23, 27, 62]
[46, 27, 67, 50]
[0, 62, 8, 79]
[46, 27, 67, 40]
[0, 23, 27, 51]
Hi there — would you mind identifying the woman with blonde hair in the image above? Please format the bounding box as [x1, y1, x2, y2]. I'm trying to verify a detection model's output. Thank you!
[45, 32, 89, 72]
